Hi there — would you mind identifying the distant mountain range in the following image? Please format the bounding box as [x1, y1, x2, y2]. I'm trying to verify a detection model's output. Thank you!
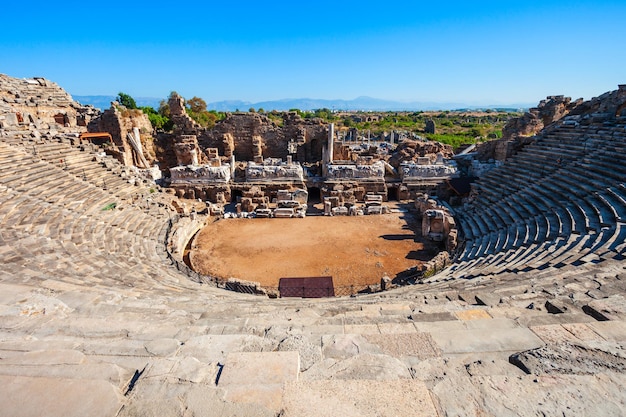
[73, 95, 532, 112]
[73, 96, 163, 110]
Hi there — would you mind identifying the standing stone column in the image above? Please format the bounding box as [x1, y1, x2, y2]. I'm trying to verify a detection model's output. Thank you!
[327, 123, 334, 163]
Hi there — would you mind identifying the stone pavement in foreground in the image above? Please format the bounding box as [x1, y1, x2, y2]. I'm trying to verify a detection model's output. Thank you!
[1, 264, 625, 417]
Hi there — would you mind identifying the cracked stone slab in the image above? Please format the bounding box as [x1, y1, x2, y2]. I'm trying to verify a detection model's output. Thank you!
[584, 295, 626, 321]
[179, 334, 277, 363]
[429, 326, 544, 354]
[377, 322, 417, 334]
[561, 322, 605, 341]
[301, 353, 413, 381]
[321, 334, 383, 359]
[277, 334, 321, 371]
[432, 372, 626, 417]
[218, 351, 300, 411]
[281, 379, 437, 417]
[0, 349, 85, 366]
[455, 309, 492, 320]
[144, 338, 180, 357]
[170, 357, 219, 384]
[509, 343, 626, 375]
[363, 332, 441, 359]
[530, 324, 582, 344]
[586, 320, 626, 342]
[0, 375, 122, 417]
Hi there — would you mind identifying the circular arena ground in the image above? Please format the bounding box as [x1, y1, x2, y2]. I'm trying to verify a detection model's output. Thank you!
[189, 205, 433, 289]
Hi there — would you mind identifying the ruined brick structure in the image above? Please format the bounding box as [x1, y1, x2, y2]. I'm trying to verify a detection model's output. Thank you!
[479, 95, 583, 162]
[88, 103, 157, 168]
[161, 96, 460, 208]
[0, 73, 98, 132]
[197, 112, 328, 163]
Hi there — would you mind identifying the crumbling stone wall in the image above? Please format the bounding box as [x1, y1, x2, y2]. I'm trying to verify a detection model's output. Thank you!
[195, 112, 327, 164]
[479, 87, 626, 162]
[0, 73, 97, 131]
[503, 95, 581, 140]
[478, 95, 583, 161]
[173, 135, 207, 166]
[281, 112, 327, 162]
[197, 113, 279, 161]
[321, 182, 387, 203]
[388, 139, 454, 169]
[169, 93, 200, 134]
[568, 84, 626, 118]
[415, 193, 457, 252]
[88, 103, 156, 167]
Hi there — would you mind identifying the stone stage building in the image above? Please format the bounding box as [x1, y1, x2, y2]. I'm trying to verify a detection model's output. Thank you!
[159, 95, 459, 216]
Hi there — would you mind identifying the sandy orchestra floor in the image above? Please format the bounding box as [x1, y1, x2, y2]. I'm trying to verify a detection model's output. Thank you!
[189, 208, 430, 288]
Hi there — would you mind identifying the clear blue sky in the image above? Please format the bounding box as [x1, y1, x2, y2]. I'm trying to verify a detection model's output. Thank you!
[2, 1, 624, 105]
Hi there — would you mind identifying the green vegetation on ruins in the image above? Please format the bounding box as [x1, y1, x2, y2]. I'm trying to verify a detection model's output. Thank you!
[122, 91, 520, 150]
[305, 108, 517, 149]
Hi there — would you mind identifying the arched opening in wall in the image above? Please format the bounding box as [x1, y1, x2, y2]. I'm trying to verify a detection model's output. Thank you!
[53, 113, 65, 125]
[387, 186, 399, 201]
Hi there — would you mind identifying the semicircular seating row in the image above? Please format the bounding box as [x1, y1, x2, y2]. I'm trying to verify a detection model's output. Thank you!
[449, 119, 626, 279]
[0, 138, 206, 296]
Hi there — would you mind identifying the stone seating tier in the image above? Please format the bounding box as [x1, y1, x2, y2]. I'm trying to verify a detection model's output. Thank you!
[452, 120, 626, 279]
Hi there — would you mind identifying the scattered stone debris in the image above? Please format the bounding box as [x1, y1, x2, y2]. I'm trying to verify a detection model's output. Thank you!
[510, 343, 626, 375]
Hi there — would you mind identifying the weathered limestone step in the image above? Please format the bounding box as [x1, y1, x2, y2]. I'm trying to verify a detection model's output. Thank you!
[415, 315, 545, 354]
[0, 349, 131, 386]
[0, 374, 123, 417]
[281, 379, 437, 417]
[218, 351, 300, 411]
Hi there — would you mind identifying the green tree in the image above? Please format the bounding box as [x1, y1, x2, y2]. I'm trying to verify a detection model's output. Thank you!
[140, 105, 172, 131]
[288, 108, 303, 117]
[313, 108, 333, 120]
[186, 96, 207, 113]
[158, 99, 170, 118]
[117, 92, 137, 109]
[182, 95, 221, 128]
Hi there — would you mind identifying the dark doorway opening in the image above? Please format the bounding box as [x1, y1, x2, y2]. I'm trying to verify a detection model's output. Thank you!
[310, 138, 320, 161]
[387, 186, 398, 201]
[308, 187, 321, 204]
[231, 189, 243, 203]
